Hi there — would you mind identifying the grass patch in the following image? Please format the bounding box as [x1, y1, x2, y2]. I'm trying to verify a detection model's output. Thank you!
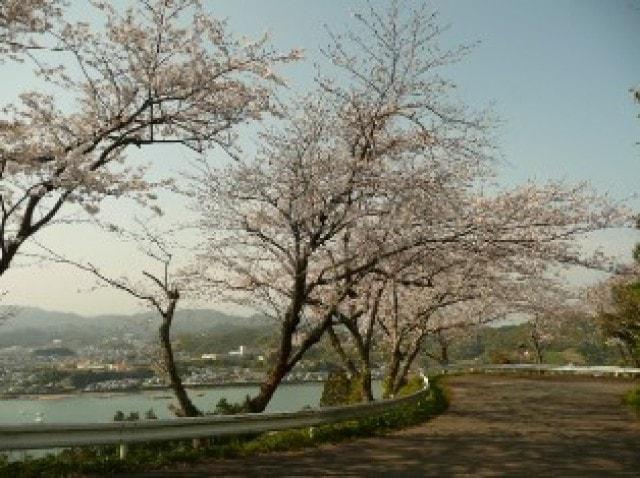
[623, 386, 640, 416]
[0, 379, 449, 478]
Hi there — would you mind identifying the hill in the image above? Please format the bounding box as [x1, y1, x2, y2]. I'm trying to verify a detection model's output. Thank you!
[0, 307, 271, 348]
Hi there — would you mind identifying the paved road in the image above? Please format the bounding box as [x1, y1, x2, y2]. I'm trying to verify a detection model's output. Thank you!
[136, 375, 640, 477]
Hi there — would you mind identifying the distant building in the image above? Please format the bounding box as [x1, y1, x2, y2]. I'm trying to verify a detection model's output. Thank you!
[108, 362, 129, 372]
[228, 345, 245, 357]
[76, 361, 108, 371]
[201, 354, 218, 360]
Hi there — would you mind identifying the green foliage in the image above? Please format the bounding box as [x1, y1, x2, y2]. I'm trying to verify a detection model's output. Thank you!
[0, 380, 449, 477]
[175, 326, 273, 356]
[213, 396, 252, 415]
[113, 410, 155, 422]
[633, 243, 640, 265]
[623, 386, 640, 416]
[422, 314, 620, 368]
[488, 350, 514, 364]
[598, 282, 640, 367]
[395, 376, 425, 397]
[320, 370, 364, 406]
[68, 369, 153, 389]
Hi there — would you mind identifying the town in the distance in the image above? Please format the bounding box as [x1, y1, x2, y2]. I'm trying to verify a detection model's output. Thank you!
[0, 305, 620, 399]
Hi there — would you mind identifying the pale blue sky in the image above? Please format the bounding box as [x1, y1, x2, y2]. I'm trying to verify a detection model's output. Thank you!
[2, 0, 640, 315]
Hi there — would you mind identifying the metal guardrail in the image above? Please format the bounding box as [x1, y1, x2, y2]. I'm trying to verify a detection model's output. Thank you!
[2, 365, 634, 459]
[0, 382, 431, 458]
[434, 363, 640, 378]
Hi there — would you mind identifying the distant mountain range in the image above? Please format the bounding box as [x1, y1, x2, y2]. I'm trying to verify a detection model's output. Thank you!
[0, 307, 270, 348]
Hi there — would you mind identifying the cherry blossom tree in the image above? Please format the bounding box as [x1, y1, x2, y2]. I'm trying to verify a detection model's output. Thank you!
[505, 277, 577, 364]
[192, 97, 374, 412]
[0, 0, 300, 279]
[376, 257, 511, 397]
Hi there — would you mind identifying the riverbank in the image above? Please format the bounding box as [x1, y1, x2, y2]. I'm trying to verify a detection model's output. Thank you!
[0, 380, 324, 401]
[0, 382, 367, 425]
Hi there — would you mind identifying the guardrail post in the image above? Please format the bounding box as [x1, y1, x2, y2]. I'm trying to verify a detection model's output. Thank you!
[119, 443, 128, 460]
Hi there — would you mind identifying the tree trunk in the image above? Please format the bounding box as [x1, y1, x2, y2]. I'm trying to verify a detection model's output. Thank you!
[384, 344, 402, 399]
[535, 346, 543, 365]
[247, 318, 294, 412]
[439, 339, 449, 366]
[361, 361, 373, 402]
[159, 298, 202, 417]
[353, 330, 373, 402]
[327, 325, 358, 378]
[392, 336, 425, 396]
[342, 315, 374, 402]
[531, 332, 543, 364]
[248, 311, 333, 412]
[247, 356, 290, 413]
[359, 286, 383, 402]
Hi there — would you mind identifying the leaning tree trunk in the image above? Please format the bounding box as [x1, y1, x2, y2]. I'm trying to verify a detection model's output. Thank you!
[341, 318, 374, 403]
[247, 307, 334, 413]
[392, 336, 425, 397]
[247, 323, 294, 413]
[327, 325, 359, 378]
[384, 344, 403, 399]
[159, 297, 202, 417]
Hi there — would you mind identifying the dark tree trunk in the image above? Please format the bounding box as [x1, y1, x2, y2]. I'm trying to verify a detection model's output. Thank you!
[247, 321, 294, 413]
[392, 336, 425, 396]
[346, 323, 373, 402]
[327, 325, 358, 378]
[341, 312, 375, 402]
[247, 315, 332, 413]
[359, 286, 383, 402]
[439, 339, 449, 366]
[361, 361, 373, 402]
[531, 331, 543, 364]
[353, 330, 373, 402]
[159, 296, 202, 417]
[384, 343, 402, 399]
[247, 259, 307, 413]
[247, 274, 333, 413]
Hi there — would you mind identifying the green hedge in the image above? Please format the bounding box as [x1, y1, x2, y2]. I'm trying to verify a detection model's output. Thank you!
[0, 378, 449, 478]
[623, 386, 640, 416]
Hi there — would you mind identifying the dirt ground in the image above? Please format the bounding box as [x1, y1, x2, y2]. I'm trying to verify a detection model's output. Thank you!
[130, 375, 640, 477]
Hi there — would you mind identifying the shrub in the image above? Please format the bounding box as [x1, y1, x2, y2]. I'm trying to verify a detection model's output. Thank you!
[623, 386, 640, 416]
[320, 370, 363, 406]
[395, 375, 426, 397]
[213, 396, 252, 415]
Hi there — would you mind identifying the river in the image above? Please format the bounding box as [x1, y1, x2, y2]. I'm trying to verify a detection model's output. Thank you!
[0, 382, 383, 424]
